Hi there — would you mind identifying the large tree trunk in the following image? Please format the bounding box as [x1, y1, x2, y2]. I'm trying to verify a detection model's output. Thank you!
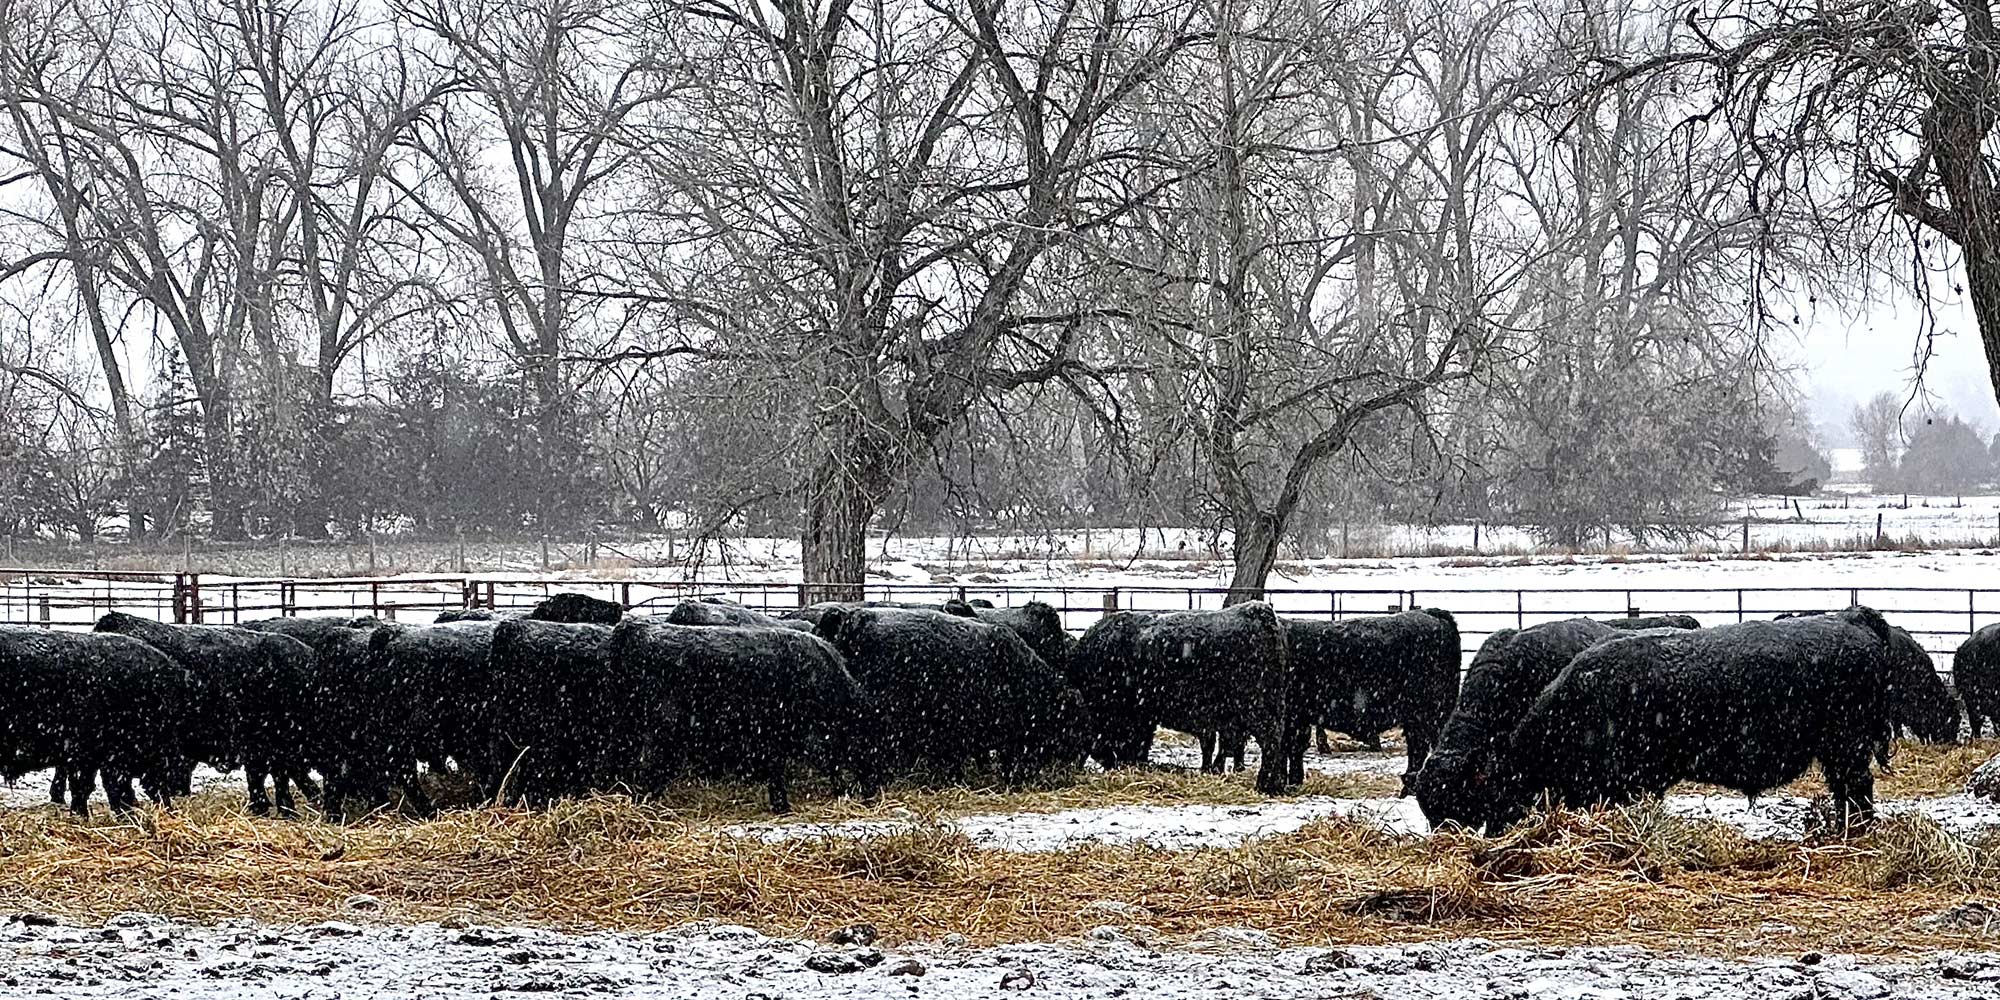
[199, 394, 246, 542]
[1224, 510, 1281, 605]
[801, 449, 889, 604]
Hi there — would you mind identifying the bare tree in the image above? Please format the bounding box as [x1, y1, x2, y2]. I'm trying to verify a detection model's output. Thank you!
[393, 0, 681, 525]
[625, 0, 1204, 597]
[1592, 2, 2000, 406]
[1851, 390, 1905, 489]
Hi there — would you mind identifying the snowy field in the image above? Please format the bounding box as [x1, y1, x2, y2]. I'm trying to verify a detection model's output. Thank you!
[6, 914, 1997, 1000]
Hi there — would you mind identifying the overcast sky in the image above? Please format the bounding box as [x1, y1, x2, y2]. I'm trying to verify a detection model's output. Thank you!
[1789, 290, 2000, 448]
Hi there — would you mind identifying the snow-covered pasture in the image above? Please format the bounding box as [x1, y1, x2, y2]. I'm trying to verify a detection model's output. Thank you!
[8, 915, 1996, 1000]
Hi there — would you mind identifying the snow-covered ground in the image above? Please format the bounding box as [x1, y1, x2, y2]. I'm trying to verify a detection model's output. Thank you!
[5, 913, 1996, 1000]
[723, 791, 2000, 851]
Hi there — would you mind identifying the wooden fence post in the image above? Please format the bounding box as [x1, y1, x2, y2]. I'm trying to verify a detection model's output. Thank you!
[1101, 590, 1119, 618]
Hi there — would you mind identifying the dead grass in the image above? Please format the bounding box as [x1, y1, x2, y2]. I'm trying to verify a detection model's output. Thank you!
[3, 788, 1999, 957]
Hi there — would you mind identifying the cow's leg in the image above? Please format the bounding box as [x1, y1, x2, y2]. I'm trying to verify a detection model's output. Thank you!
[1198, 731, 1221, 774]
[48, 771, 64, 806]
[1252, 728, 1287, 795]
[104, 769, 139, 814]
[64, 764, 94, 816]
[1281, 713, 1310, 787]
[765, 759, 791, 814]
[272, 767, 298, 818]
[245, 764, 274, 816]
[140, 766, 175, 810]
[1823, 749, 1876, 827]
[1314, 726, 1331, 756]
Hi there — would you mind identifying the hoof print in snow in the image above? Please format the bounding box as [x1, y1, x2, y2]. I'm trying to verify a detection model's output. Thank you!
[307, 922, 362, 938]
[827, 923, 877, 946]
[455, 929, 509, 947]
[881, 958, 927, 977]
[707, 924, 762, 942]
[1304, 949, 1361, 973]
[999, 968, 1037, 990]
[805, 952, 866, 974]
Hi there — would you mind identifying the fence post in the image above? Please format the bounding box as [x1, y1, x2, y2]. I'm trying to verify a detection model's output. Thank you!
[621, 582, 633, 609]
[1876, 513, 1885, 545]
[371, 581, 382, 618]
[1102, 590, 1119, 619]
[186, 573, 203, 624]
[172, 573, 188, 624]
[1736, 589, 1743, 623]
[1741, 518, 1749, 553]
[37, 596, 49, 623]
[1472, 521, 1480, 554]
[1971, 590, 1977, 640]
[1515, 590, 1524, 629]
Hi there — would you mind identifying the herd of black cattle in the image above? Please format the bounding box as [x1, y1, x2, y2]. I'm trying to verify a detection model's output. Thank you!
[2, 590, 1997, 832]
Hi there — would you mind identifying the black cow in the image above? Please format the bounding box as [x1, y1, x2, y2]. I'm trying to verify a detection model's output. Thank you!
[307, 621, 437, 822]
[435, 607, 524, 623]
[813, 606, 1090, 782]
[366, 621, 501, 794]
[485, 620, 616, 804]
[95, 612, 318, 816]
[1279, 609, 1460, 791]
[1069, 602, 1290, 795]
[528, 592, 625, 625]
[0, 626, 192, 815]
[1881, 626, 1961, 746]
[666, 598, 813, 631]
[1490, 607, 1931, 829]
[609, 618, 882, 811]
[238, 615, 381, 645]
[1957, 624, 2000, 738]
[943, 599, 1078, 676]
[1413, 618, 1623, 830]
[1601, 615, 1700, 631]
[1788, 613, 1965, 746]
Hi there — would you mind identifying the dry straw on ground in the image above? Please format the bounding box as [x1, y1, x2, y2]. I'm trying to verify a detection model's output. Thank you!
[5, 765, 2000, 957]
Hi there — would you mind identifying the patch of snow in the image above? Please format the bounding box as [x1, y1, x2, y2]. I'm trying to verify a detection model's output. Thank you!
[728, 791, 2000, 852]
[0, 766, 237, 811]
[3, 915, 1997, 999]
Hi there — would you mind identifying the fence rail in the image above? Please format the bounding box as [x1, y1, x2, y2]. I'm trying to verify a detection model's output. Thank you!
[1, 569, 1989, 670]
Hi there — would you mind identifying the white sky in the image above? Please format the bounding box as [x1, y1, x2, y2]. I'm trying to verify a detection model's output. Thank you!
[1788, 291, 2000, 448]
